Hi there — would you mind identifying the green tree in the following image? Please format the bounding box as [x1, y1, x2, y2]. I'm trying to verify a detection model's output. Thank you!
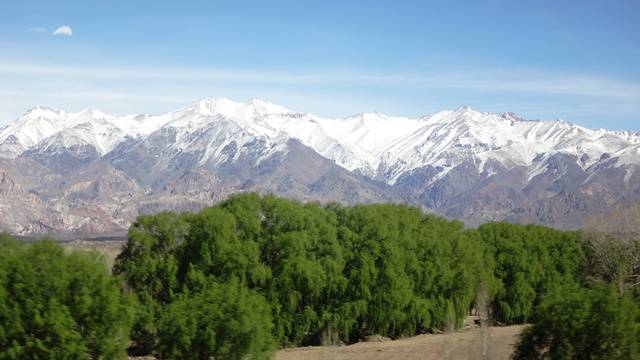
[115, 194, 495, 349]
[514, 284, 639, 359]
[113, 212, 188, 353]
[156, 282, 275, 360]
[334, 204, 490, 340]
[254, 195, 346, 345]
[0, 237, 133, 360]
[478, 223, 582, 324]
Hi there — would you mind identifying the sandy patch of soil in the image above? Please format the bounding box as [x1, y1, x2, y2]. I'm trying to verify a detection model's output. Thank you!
[275, 325, 526, 360]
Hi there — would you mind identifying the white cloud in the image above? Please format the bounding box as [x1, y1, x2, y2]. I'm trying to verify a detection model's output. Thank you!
[27, 27, 47, 33]
[52, 25, 73, 36]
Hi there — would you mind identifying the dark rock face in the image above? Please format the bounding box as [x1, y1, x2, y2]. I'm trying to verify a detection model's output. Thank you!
[24, 144, 100, 173]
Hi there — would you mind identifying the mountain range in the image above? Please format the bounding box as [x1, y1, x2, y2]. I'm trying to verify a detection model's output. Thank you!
[1, 97, 639, 235]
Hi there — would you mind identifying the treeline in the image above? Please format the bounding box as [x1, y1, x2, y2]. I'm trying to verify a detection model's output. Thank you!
[0, 194, 638, 359]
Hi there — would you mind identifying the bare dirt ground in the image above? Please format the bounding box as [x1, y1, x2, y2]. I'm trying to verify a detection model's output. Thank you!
[275, 325, 526, 360]
[129, 325, 524, 359]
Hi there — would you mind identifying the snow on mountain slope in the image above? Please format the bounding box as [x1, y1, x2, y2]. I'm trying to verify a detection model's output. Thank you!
[185, 97, 293, 119]
[159, 98, 374, 173]
[0, 107, 69, 157]
[161, 111, 288, 169]
[312, 112, 427, 175]
[0, 106, 171, 158]
[2, 98, 639, 186]
[30, 117, 129, 155]
[174, 99, 428, 175]
[378, 107, 640, 183]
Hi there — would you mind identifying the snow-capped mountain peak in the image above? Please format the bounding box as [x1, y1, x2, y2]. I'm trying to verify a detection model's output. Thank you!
[455, 105, 473, 112]
[2, 98, 640, 234]
[185, 97, 293, 119]
[0, 106, 69, 152]
[24, 105, 65, 118]
[0, 106, 140, 157]
[1, 98, 639, 187]
[74, 108, 112, 120]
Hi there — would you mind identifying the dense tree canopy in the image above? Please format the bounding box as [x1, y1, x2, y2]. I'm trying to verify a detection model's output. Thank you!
[113, 193, 584, 355]
[3, 194, 634, 359]
[0, 237, 133, 360]
[477, 223, 583, 324]
[114, 195, 491, 347]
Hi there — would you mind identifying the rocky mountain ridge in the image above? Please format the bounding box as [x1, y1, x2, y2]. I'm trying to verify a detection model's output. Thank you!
[0, 98, 638, 235]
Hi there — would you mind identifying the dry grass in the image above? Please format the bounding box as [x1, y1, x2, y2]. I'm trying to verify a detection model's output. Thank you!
[61, 239, 125, 270]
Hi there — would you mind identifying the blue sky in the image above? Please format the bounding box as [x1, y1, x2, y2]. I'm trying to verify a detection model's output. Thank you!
[1, 0, 639, 129]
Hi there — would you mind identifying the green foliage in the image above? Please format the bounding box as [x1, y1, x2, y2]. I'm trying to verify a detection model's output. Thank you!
[247, 196, 346, 345]
[113, 212, 187, 304]
[478, 223, 583, 324]
[1, 197, 635, 359]
[0, 237, 133, 360]
[334, 204, 491, 340]
[113, 194, 594, 357]
[111, 212, 187, 353]
[115, 194, 493, 350]
[157, 282, 275, 360]
[514, 284, 640, 359]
